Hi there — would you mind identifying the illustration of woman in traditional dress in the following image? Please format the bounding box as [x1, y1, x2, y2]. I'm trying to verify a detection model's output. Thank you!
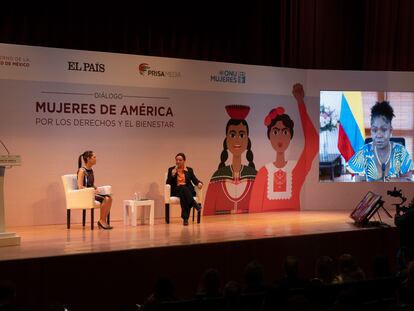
[203, 105, 257, 215]
[249, 83, 318, 212]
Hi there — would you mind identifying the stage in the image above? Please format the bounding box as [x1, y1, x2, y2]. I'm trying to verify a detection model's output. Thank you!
[0, 211, 399, 311]
[0, 210, 394, 261]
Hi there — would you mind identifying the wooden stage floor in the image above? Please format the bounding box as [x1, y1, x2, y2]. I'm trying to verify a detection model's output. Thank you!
[0, 210, 395, 261]
[0, 210, 399, 311]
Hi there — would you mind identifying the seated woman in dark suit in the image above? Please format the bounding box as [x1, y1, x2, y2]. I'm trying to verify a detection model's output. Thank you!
[166, 153, 203, 225]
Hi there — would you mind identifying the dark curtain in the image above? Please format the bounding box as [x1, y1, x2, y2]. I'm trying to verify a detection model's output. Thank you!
[1, 1, 413, 70]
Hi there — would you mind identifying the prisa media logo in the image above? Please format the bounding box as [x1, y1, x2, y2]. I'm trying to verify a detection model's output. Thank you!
[211, 70, 246, 84]
[139, 63, 150, 75]
[138, 63, 181, 78]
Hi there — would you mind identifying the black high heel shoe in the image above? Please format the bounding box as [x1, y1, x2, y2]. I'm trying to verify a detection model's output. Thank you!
[97, 221, 113, 230]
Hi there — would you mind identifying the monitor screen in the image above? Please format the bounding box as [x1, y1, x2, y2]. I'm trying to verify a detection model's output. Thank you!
[319, 91, 414, 182]
[350, 191, 382, 224]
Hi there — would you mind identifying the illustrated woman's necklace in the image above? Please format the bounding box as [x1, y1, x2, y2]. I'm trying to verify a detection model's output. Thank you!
[374, 142, 391, 181]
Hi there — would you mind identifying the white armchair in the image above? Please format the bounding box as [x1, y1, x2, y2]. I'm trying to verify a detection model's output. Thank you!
[61, 174, 106, 230]
[164, 180, 203, 224]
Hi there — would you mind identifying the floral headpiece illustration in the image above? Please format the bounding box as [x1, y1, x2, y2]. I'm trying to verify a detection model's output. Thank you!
[264, 107, 285, 126]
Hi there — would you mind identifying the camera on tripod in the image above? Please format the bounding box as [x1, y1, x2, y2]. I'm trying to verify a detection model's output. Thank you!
[387, 187, 413, 216]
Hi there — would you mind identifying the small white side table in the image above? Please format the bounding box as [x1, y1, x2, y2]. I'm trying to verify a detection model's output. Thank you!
[123, 199, 155, 226]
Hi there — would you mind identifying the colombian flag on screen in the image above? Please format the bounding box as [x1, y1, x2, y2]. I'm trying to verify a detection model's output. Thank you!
[337, 92, 365, 162]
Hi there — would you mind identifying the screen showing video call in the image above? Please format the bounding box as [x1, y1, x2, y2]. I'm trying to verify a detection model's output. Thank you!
[319, 91, 414, 182]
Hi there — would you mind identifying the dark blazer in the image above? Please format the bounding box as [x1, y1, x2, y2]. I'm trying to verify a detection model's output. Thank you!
[166, 166, 201, 196]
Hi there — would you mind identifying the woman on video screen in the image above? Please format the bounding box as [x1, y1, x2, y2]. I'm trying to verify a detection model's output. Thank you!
[347, 101, 413, 181]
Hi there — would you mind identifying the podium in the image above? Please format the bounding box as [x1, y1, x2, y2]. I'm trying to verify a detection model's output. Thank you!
[0, 155, 21, 246]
